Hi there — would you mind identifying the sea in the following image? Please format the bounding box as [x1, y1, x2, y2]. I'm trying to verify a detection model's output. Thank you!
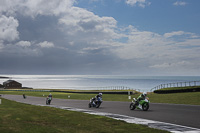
[1, 75, 200, 92]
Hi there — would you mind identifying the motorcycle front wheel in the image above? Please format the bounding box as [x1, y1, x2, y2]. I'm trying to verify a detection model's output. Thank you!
[130, 103, 136, 110]
[96, 102, 101, 108]
[142, 103, 149, 111]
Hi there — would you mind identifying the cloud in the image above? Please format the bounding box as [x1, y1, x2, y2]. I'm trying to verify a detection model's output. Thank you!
[112, 26, 170, 60]
[163, 31, 196, 38]
[16, 41, 31, 47]
[110, 25, 200, 74]
[0, 0, 75, 17]
[173, 1, 187, 6]
[59, 7, 117, 35]
[0, 15, 19, 42]
[37, 41, 54, 48]
[125, 0, 151, 8]
[0, 0, 200, 75]
[164, 31, 185, 38]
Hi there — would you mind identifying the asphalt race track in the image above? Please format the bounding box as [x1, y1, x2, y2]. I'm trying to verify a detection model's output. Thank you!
[1, 94, 200, 130]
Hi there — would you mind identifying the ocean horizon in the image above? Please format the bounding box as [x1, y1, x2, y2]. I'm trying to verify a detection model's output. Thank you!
[1, 75, 200, 92]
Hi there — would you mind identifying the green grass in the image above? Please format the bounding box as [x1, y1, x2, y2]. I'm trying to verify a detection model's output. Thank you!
[158, 86, 200, 91]
[1, 90, 200, 105]
[0, 91, 136, 101]
[148, 92, 200, 105]
[0, 98, 169, 133]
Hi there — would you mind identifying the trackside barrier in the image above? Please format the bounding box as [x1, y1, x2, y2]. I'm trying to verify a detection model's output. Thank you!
[151, 81, 200, 92]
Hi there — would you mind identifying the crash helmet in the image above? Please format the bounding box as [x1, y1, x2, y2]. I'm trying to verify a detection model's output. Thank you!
[99, 93, 102, 96]
[143, 92, 147, 97]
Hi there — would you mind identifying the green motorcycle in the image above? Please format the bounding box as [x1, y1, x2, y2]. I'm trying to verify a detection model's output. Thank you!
[130, 97, 150, 111]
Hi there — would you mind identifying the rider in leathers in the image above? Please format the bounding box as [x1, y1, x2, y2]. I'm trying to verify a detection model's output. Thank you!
[135, 92, 147, 108]
[92, 93, 102, 105]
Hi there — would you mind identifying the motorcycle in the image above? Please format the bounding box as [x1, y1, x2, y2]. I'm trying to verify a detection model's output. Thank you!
[130, 97, 150, 111]
[88, 97, 103, 108]
[46, 97, 52, 105]
[23, 94, 26, 99]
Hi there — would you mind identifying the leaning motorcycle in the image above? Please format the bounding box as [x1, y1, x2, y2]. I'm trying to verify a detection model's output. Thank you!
[89, 97, 103, 108]
[46, 97, 52, 105]
[130, 97, 150, 111]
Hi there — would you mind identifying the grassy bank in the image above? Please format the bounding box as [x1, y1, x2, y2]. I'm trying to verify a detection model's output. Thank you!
[153, 86, 200, 94]
[1, 90, 200, 105]
[0, 98, 168, 133]
[148, 92, 200, 105]
[157, 86, 200, 91]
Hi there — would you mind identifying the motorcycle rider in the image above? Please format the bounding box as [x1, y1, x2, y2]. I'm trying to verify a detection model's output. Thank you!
[47, 93, 53, 104]
[48, 93, 52, 100]
[23, 93, 26, 99]
[91, 93, 102, 106]
[136, 92, 147, 109]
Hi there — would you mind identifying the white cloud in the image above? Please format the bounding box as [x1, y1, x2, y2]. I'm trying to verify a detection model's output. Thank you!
[110, 25, 200, 74]
[58, 6, 118, 43]
[59, 7, 117, 31]
[0, 0, 19, 16]
[0, 0, 75, 17]
[16, 41, 31, 47]
[164, 31, 185, 38]
[0, 15, 19, 42]
[173, 1, 187, 6]
[113, 26, 170, 60]
[125, 0, 151, 8]
[21, 0, 74, 17]
[37, 41, 54, 48]
[0, 0, 119, 46]
[163, 31, 198, 39]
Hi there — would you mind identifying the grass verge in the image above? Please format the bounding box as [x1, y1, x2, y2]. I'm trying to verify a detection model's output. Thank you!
[148, 92, 200, 105]
[0, 98, 169, 133]
[158, 86, 200, 91]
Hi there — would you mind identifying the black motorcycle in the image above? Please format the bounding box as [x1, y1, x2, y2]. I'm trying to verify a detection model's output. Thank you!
[88, 97, 102, 108]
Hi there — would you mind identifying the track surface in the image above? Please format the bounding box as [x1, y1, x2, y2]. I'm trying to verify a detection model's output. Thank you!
[1, 95, 200, 129]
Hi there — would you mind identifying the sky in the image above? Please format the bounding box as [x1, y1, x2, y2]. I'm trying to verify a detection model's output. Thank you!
[0, 0, 200, 76]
